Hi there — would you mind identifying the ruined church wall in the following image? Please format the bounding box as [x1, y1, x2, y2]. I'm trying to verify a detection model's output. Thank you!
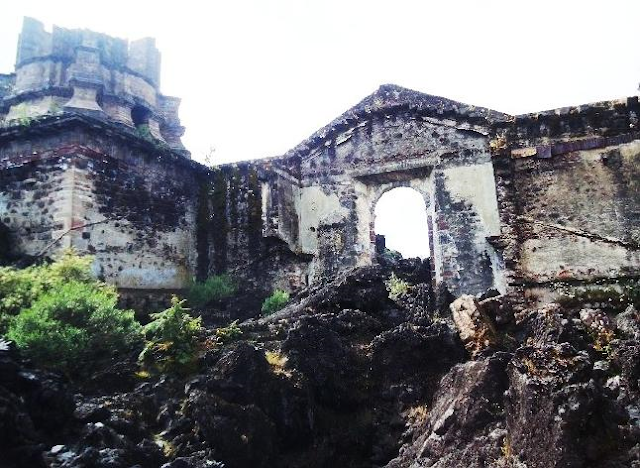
[197, 161, 310, 294]
[503, 141, 640, 285]
[0, 120, 203, 289]
[494, 99, 640, 293]
[292, 111, 504, 294]
[0, 117, 312, 295]
[0, 152, 71, 256]
[71, 142, 202, 289]
[433, 161, 504, 294]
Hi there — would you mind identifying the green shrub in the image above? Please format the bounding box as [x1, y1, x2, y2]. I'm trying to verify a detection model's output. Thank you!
[139, 296, 203, 374]
[0, 266, 48, 318]
[187, 274, 237, 308]
[47, 249, 95, 283]
[261, 290, 290, 315]
[6, 281, 142, 372]
[0, 249, 95, 334]
[215, 320, 242, 344]
[386, 273, 410, 301]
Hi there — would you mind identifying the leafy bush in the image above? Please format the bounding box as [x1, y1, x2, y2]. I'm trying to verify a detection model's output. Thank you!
[261, 290, 290, 315]
[187, 274, 237, 308]
[386, 273, 410, 301]
[215, 320, 242, 344]
[6, 281, 142, 372]
[0, 266, 47, 319]
[47, 249, 95, 283]
[0, 249, 95, 334]
[139, 297, 203, 374]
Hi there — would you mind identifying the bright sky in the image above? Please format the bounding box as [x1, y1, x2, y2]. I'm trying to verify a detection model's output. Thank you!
[375, 188, 430, 259]
[1, 1, 639, 257]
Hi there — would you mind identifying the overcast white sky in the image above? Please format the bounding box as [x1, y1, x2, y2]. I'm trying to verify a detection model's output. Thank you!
[1, 1, 639, 257]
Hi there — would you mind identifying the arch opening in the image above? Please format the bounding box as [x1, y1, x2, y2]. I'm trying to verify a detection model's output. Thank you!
[374, 187, 430, 259]
[131, 104, 150, 128]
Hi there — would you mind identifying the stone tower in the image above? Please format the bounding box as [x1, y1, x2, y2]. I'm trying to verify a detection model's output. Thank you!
[0, 18, 201, 292]
[0, 17, 187, 156]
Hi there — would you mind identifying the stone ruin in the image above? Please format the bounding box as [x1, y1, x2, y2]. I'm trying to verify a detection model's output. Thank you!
[1, 18, 639, 304]
[0, 17, 187, 154]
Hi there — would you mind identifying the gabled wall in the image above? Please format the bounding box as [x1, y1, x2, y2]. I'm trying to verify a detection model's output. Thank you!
[268, 86, 508, 295]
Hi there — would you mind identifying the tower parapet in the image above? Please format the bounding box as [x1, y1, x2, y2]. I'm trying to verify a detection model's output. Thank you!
[0, 17, 188, 156]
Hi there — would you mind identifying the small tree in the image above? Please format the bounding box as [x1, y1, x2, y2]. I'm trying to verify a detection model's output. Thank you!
[139, 297, 203, 374]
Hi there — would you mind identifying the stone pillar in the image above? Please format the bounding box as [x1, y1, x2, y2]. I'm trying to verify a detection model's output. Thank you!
[63, 38, 105, 116]
[64, 82, 104, 115]
[148, 118, 165, 141]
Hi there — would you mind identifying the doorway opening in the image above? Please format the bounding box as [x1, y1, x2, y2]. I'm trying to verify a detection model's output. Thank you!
[374, 187, 430, 259]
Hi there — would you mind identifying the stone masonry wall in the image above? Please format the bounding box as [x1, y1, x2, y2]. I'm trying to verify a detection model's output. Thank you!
[493, 98, 640, 299]
[282, 86, 507, 295]
[2, 83, 639, 303]
[0, 154, 70, 256]
[0, 114, 311, 296]
[197, 160, 310, 294]
[0, 116, 204, 289]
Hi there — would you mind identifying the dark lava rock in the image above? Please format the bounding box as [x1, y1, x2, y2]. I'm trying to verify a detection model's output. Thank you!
[199, 341, 314, 447]
[617, 305, 640, 340]
[161, 451, 224, 468]
[387, 353, 510, 467]
[283, 315, 367, 408]
[506, 342, 637, 468]
[0, 343, 75, 468]
[184, 390, 277, 468]
[3, 262, 640, 468]
[370, 321, 466, 405]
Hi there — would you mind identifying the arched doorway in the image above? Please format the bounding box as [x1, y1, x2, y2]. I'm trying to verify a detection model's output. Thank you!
[374, 187, 430, 259]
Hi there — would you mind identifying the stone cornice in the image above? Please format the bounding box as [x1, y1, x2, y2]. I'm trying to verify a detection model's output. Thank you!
[0, 112, 195, 165]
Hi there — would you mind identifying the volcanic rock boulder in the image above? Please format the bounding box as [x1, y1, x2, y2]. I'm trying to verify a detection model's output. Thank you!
[386, 353, 510, 468]
[506, 342, 638, 468]
[283, 315, 367, 408]
[450, 294, 498, 356]
[185, 391, 277, 468]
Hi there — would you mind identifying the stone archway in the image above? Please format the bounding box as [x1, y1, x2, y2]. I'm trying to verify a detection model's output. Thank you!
[351, 173, 436, 274]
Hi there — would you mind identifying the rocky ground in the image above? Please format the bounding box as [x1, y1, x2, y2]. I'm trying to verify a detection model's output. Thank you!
[1, 259, 639, 467]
